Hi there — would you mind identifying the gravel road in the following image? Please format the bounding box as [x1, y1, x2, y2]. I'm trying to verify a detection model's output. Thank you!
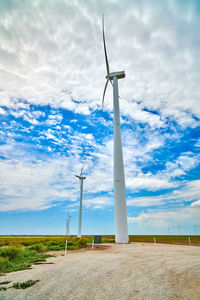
[1, 243, 200, 300]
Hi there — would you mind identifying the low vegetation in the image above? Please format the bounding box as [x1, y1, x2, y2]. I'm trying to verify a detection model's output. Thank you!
[85, 234, 200, 245]
[129, 235, 200, 245]
[0, 281, 11, 285]
[13, 279, 39, 289]
[0, 279, 39, 291]
[0, 236, 88, 275]
[0, 236, 88, 249]
[0, 247, 51, 274]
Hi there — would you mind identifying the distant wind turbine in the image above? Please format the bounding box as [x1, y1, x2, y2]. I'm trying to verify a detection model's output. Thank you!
[75, 164, 86, 237]
[101, 16, 129, 243]
[66, 212, 71, 236]
[193, 224, 197, 235]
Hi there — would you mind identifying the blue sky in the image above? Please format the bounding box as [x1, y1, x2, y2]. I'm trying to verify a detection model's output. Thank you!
[0, 0, 200, 235]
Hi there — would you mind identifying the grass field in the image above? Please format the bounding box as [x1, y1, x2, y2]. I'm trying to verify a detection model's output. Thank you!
[85, 235, 200, 245]
[0, 236, 87, 249]
[130, 235, 200, 245]
[0, 235, 199, 246]
[0, 236, 87, 275]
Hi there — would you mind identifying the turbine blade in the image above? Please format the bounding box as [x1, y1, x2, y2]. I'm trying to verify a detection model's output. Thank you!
[102, 15, 110, 75]
[102, 78, 109, 107]
[80, 163, 85, 176]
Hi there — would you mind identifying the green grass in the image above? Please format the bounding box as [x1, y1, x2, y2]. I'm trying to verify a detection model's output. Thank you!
[0, 279, 39, 291]
[0, 236, 88, 274]
[0, 247, 51, 274]
[13, 280, 39, 289]
[0, 236, 88, 250]
[0, 281, 10, 285]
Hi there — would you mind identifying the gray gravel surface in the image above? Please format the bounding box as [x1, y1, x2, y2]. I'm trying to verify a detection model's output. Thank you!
[0, 243, 200, 300]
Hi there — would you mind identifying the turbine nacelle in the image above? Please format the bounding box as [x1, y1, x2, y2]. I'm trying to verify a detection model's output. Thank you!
[75, 163, 86, 180]
[106, 71, 125, 80]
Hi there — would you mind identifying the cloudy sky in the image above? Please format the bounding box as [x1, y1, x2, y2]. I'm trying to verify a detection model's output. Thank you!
[0, 0, 200, 235]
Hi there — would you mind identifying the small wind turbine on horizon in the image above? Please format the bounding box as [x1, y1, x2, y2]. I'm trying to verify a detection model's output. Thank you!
[193, 224, 197, 235]
[66, 212, 71, 236]
[101, 16, 129, 243]
[75, 164, 86, 238]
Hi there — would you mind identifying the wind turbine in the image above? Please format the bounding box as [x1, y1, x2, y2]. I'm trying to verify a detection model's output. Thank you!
[75, 164, 86, 238]
[66, 212, 71, 236]
[101, 16, 129, 243]
[193, 224, 197, 235]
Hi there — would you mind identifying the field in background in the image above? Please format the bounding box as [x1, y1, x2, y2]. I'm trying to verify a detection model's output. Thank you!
[0, 235, 200, 246]
[0, 236, 87, 249]
[87, 235, 200, 245]
[130, 235, 200, 245]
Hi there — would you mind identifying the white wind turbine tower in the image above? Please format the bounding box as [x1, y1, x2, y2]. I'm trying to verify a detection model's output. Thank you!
[75, 164, 86, 237]
[101, 16, 129, 243]
[66, 212, 71, 236]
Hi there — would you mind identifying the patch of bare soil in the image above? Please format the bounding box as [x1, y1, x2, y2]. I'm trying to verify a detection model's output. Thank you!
[1, 243, 200, 300]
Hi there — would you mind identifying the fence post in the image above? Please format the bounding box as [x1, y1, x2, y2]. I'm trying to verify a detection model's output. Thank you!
[92, 238, 94, 251]
[188, 237, 191, 246]
[154, 237, 156, 244]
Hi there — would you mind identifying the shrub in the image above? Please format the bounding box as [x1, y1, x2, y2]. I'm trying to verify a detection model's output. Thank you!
[0, 247, 22, 260]
[66, 240, 73, 246]
[79, 237, 88, 246]
[44, 241, 55, 247]
[67, 245, 80, 250]
[27, 244, 47, 252]
[21, 241, 34, 246]
[48, 245, 62, 251]
[13, 244, 24, 250]
[0, 257, 10, 271]
[44, 240, 58, 247]
[22, 249, 37, 257]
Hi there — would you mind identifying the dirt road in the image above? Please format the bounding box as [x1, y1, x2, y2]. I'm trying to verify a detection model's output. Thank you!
[1, 243, 200, 299]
